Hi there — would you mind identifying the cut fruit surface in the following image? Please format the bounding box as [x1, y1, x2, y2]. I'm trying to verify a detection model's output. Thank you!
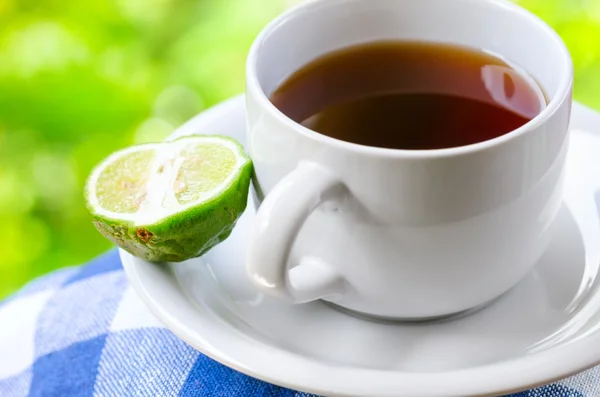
[95, 145, 158, 215]
[84, 135, 253, 262]
[175, 142, 238, 205]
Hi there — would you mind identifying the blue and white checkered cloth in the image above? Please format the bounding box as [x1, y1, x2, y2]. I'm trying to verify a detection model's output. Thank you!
[0, 249, 598, 397]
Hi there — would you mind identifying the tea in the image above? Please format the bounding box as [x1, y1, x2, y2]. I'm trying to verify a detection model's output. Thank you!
[270, 41, 546, 150]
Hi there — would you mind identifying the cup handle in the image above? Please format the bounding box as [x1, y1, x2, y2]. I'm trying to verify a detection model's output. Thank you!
[247, 161, 347, 303]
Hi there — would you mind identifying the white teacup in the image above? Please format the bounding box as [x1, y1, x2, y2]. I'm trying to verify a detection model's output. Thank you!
[245, 0, 573, 320]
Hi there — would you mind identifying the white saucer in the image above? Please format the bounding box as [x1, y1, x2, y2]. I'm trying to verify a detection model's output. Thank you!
[121, 95, 600, 397]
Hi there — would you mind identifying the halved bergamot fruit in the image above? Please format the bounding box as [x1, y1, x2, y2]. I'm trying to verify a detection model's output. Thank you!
[84, 135, 252, 262]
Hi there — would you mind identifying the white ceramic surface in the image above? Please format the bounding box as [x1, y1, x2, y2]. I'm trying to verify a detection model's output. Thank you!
[123, 96, 600, 397]
[245, 0, 574, 319]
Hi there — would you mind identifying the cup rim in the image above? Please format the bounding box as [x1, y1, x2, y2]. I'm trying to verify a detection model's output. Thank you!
[246, 0, 574, 159]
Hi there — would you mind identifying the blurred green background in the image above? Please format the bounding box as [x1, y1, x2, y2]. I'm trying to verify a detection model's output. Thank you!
[0, 0, 598, 298]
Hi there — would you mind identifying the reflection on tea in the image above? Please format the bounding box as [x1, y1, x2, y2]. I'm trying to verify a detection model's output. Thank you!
[270, 41, 546, 150]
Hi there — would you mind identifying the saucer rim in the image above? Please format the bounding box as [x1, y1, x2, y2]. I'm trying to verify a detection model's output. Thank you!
[121, 95, 600, 397]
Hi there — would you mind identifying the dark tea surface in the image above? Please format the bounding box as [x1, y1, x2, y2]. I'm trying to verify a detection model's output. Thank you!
[270, 41, 546, 150]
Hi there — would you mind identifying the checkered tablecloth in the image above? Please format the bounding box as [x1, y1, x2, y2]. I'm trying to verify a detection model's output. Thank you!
[0, 249, 597, 396]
